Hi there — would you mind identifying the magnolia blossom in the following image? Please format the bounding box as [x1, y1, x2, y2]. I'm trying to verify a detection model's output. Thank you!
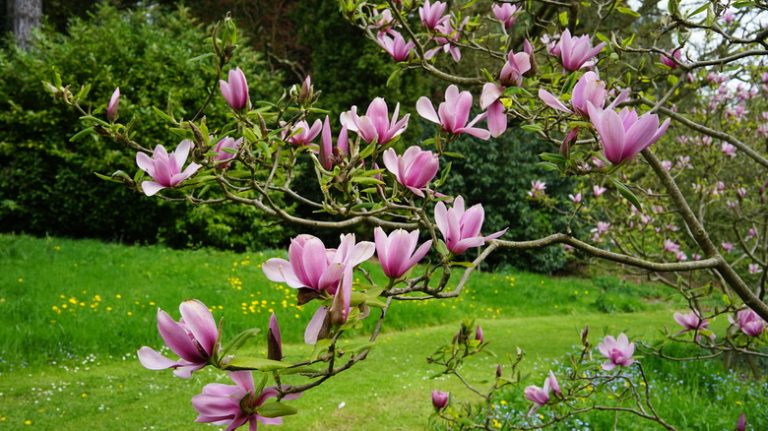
[479, 83, 507, 137]
[434, 196, 507, 254]
[663, 239, 680, 253]
[492, 3, 519, 30]
[475, 325, 484, 343]
[417, 85, 490, 139]
[722, 242, 734, 253]
[539, 72, 628, 119]
[137, 300, 218, 378]
[341, 97, 409, 145]
[219, 67, 249, 110]
[499, 49, 531, 87]
[286, 119, 322, 146]
[192, 371, 300, 430]
[749, 264, 763, 274]
[382, 146, 440, 197]
[674, 311, 709, 332]
[424, 17, 467, 62]
[731, 308, 766, 337]
[267, 313, 282, 361]
[262, 234, 374, 294]
[747, 227, 759, 239]
[528, 180, 546, 198]
[107, 87, 120, 121]
[588, 105, 670, 165]
[319, 116, 349, 170]
[523, 372, 560, 416]
[374, 227, 432, 279]
[377, 30, 415, 62]
[419, 0, 448, 30]
[213, 136, 243, 169]
[568, 193, 582, 204]
[721, 143, 737, 158]
[136, 140, 201, 196]
[660, 49, 682, 68]
[554, 29, 605, 71]
[431, 390, 449, 410]
[593, 185, 606, 197]
[597, 333, 635, 370]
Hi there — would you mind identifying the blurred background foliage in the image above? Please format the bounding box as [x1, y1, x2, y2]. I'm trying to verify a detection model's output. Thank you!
[1, 1, 577, 272]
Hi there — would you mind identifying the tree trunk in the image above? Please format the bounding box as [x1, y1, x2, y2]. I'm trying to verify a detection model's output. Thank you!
[8, 0, 42, 50]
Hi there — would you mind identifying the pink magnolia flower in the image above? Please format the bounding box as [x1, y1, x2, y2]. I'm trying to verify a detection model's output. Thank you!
[302, 263, 353, 345]
[492, 3, 519, 30]
[340, 97, 409, 145]
[736, 413, 746, 431]
[192, 371, 300, 430]
[674, 311, 709, 332]
[661, 160, 673, 171]
[539, 72, 628, 119]
[721, 143, 737, 158]
[136, 140, 201, 196]
[286, 119, 322, 146]
[554, 29, 605, 71]
[434, 196, 507, 254]
[597, 333, 635, 370]
[747, 227, 759, 239]
[424, 17, 467, 62]
[374, 227, 432, 279]
[213, 136, 243, 169]
[417, 85, 490, 139]
[721, 242, 734, 253]
[382, 146, 440, 197]
[432, 390, 449, 410]
[319, 116, 349, 170]
[749, 264, 762, 274]
[419, 0, 448, 30]
[475, 325, 484, 343]
[723, 10, 735, 24]
[675, 251, 688, 261]
[219, 67, 249, 110]
[298, 75, 313, 103]
[499, 49, 531, 87]
[137, 300, 218, 378]
[568, 193, 582, 204]
[587, 105, 670, 165]
[107, 87, 120, 121]
[730, 308, 766, 337]
[663, 239, 680, 253]
[524, 372, 559, 416]
[267, 313, 282, 361]
[660, 49, 682, 68]
[479, 83, 507, 137]
[262, 234, 374, 294]
[377, 30, 415, 62]
[593, 185, 606, 197]
[527, 180, 546, 198]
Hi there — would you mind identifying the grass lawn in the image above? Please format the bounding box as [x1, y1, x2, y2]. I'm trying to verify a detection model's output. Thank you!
[0, 234, 763, 430]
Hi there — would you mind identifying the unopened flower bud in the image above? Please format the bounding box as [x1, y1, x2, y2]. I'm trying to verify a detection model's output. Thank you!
[431, 390, 449, 410]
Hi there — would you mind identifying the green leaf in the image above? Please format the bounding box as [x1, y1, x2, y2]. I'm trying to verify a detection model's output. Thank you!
[386, 68, 402, 87]
[442, 151, 465, 159]
[610, 178, 642, 210]
[521, 124, 543, 133]
[219, 328, 261, 358]
[615, 6, 640, 17]
[732, 1, 754, 7]
[226, 357, 290, 371]
[539, 152, 565, 164]
[70, 127, 95, 142]
[686, 3, 709, 18]
[350, 176, 384, 185]
[258, 401, 298, 418]
[536, 161, 560, 172]
[558, 11, 568, 27]
[359, 141, 377, 159]
[435, 239, 450, 257]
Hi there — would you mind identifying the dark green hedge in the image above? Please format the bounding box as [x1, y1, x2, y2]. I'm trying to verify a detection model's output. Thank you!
[0, 3, 288, 250]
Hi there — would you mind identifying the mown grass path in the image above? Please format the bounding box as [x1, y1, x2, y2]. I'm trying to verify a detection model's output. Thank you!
[0, 312, 672, 430]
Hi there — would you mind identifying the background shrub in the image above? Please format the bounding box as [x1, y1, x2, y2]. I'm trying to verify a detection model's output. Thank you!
[0, 3, 288, 249]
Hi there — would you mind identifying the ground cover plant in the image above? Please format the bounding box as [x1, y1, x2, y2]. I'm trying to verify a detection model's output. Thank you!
[5, 0, 768, 429]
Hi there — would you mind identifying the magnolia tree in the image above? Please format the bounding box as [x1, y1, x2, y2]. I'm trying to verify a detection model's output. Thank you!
[48, 0, 768, 429]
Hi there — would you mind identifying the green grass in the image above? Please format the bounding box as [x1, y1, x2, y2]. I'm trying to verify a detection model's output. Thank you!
[0, 234, 674, 366]
[1, 234, 762, 430]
